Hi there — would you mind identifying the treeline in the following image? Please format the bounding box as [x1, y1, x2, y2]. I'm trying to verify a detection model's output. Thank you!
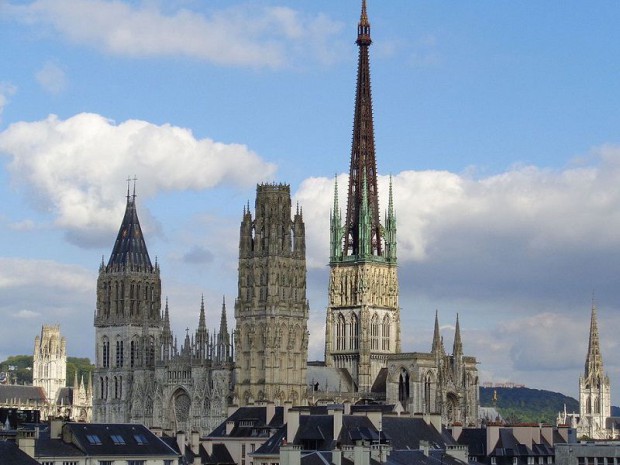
[0, 355, 94, 386]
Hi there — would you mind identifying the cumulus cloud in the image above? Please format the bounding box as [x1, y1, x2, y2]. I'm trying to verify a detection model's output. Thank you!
[295, 147, 620, 395]
[35, 61, 67, 94]
[0, 113, 276, 246]
[7, 0, 344, 68]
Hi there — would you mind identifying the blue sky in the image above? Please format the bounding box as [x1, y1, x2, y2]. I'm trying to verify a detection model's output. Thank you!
[2, 0, 620, 404]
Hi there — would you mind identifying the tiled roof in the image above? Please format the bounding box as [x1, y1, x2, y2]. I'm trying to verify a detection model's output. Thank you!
[253, 427, 286, 455]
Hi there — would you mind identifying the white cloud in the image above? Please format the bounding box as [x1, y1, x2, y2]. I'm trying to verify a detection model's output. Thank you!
[0, 113, 276, 246]
[0, 82, 17, 123]
[36, 61, 67, 94]
[295, 148, 620, 399]
[8, 0, 344, 68]
[0, 258, 96, 361]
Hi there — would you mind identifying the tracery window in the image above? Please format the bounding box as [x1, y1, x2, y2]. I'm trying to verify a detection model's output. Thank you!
[116, 339, 123, 367]
[382, 315, 391, 350]
[370, 314, 379, 350]
[350, 314, 359, 350]
[336, 314, 346, 351]
[102, 337, 110, 368]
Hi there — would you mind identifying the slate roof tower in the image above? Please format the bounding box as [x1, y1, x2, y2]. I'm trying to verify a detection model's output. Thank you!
[93, 183, 162, 423]
[325, 0, 400, 393]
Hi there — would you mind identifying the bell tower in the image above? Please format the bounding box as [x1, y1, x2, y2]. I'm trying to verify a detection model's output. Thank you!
[325, 0, 400, 393]
[235, 184, 309, 405]
[93, 181, 162, 422]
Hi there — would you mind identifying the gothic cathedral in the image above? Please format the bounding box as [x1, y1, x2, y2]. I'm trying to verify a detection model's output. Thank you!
[235, 184, 309, 405]
[92, 0, 480, 432]
[324, 1, 479, 425]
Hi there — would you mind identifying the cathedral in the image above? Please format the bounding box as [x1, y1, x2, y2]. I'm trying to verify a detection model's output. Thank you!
[92, 0, 479, 434]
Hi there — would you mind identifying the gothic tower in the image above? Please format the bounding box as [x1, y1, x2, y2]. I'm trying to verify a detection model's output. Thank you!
[93, 184, 162, 422]
[33, 324, 67, 402]
[235, 184, 309, 405]
[325, 0, 400, 392]
[578, 302, 611, 438]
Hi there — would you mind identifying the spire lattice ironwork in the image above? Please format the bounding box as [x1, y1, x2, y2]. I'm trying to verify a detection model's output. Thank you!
[343, 0, 382, 257]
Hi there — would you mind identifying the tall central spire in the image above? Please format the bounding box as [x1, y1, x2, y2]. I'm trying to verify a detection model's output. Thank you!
[343, 0, 382, 257]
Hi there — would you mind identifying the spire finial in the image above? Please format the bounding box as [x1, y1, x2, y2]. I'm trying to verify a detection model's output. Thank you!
[357, 0, 371, 45]
[132, 175, 137, 201]
[126, 175, 131, 201]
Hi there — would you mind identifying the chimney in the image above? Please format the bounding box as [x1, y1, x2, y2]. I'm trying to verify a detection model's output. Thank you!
[328, 405, 343, 441]
[50, 419, 63, 439]
[487, 423, 500, 456]
[176, 431, 186, 457]
[287, 407, 301, 444]
[428, 413, 442, 433]
[354, 444, 370, 465]
[190, 431, 200, 454]
[17, 430, 36, 458]
[420, 440, 430, 456]
[332, 448, 342, 465]
[225, 420, 235, 436]
[266, 402, 276, 425]
[451, 423, 463, 441]
[343, 401, 351, 415]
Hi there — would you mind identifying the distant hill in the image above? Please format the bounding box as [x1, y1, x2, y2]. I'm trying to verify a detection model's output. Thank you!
[480, 386, 579, 425]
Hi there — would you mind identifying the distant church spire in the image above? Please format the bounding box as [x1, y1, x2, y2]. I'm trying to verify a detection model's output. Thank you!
[585, 301, 603, 379]
[343, 0, 382, 258]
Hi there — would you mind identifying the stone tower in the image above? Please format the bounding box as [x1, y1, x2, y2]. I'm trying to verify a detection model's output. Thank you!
[33, 324, 67, 402]
[324, 0, 400, 392]
[578, 303, 611, 438]
[93, 184, 162, 422]
[235, 183, 309, 405]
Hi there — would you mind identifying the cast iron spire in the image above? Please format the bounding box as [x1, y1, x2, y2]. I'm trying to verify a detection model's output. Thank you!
[343, 0, 382, 257]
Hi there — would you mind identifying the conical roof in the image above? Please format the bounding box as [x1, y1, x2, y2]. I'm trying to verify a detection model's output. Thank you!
[107, 195, 153, 271]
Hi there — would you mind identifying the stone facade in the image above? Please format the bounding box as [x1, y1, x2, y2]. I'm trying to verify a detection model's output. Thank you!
[235, 183, 309, 405]
[33, 325, 66, 403]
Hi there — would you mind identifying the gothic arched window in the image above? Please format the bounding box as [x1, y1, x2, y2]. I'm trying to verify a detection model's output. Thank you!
[382, 315, 391, 350]
[350, 314, 359, 350]
[116, 339, 124, 367]
[336, 314, 346, 351]
[370, 314, 379, 350]
[424, 373, 433, 413]
[398, 368, 410, 403]
[102, 337, 110, 368]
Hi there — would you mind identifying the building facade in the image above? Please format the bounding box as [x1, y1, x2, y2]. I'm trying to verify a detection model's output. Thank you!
[235, 183, 310, 405]
[33, 324, 66, 403]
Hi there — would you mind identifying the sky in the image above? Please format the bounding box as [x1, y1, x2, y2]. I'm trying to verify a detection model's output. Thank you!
[1, 0, 620, 405]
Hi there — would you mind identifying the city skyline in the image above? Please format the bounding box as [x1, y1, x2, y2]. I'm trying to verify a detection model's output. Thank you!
[2, 1, 620, 403]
